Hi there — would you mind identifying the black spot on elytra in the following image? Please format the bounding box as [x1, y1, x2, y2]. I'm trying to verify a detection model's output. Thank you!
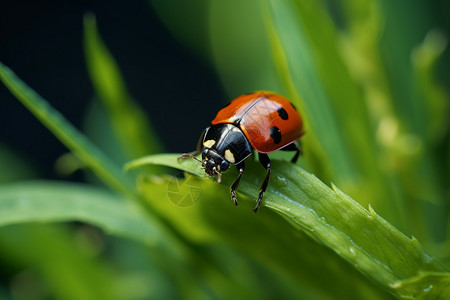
[270, 126, 282, 144]
[277, 107, 289, 120]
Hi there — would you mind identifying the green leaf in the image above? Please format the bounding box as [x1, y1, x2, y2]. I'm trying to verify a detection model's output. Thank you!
[0, 144, 36, 182]
[0, 224, 122, 300]
[267, 0, 358, 183]
[0, 61, 134, 195]
[209, 0, 282, 95]
[126, 153, 450, 298]
[0, 181, 263, 300]
[272, 0, 399, 221]
[83, 14, 163, 160]
[0, 181, 164, 248]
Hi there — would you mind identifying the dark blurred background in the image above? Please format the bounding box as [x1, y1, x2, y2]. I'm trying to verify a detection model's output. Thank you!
[0, 0, 226, 180]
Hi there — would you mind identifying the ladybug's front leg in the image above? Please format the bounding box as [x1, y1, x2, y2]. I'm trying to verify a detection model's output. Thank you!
[254, 154, 271, 213]
[230, 161, 245, 206]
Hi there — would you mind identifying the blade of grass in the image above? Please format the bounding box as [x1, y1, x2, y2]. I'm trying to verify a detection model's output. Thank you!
[208, 0, 287, 97]
[0, 62, 133, 195]
[282, 0, 400, 223]
[83, 14, 163, 160]
[266, 0, 358, 184]
[410, 31, 449, 245]
[340, 0, 449, 248]
[126, 153, 450, 298]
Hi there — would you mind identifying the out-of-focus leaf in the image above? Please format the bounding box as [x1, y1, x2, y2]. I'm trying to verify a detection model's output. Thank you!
[410, 30, 449, 245]
[83, 14, 162, 161]
[0, 180, 285, 300]
[0, 181, 165, 249]
[148, 0, 211, 61]
[0, 144, 36, 182]
[126, 153, 450, 298]
[391, 272, 450, 299]
[277, 0, 399, 223]
[340, 0, 449, 247]
[0, 224, 121, 300]
[209, 0, 282, 95]
[0, 61, 133, 194]
[267, 0, 359, 185]
[411, 30, 448, 143]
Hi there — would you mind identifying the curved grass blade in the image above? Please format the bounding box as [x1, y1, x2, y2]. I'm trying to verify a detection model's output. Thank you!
[126, 153, 450, 298]
[266, 0, 358, 183]
[83, 14, 163, 160]
[0, 62, 134, 194]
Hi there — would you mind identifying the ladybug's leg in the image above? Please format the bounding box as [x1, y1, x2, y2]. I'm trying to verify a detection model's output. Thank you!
[230, 161, 245, 206]
[178, 129, 206, 160]
[280, 142, 301, 163]
[254, 154, 271, 213]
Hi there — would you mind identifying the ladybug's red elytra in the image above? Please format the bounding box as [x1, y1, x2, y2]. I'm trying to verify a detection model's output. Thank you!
[179, 91, 304, 212]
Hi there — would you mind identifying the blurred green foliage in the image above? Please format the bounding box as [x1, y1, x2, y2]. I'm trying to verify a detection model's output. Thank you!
[1, 0, 449, 299]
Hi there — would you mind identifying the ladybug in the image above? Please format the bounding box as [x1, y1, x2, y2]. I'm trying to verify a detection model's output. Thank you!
[179, 91, 304, 212]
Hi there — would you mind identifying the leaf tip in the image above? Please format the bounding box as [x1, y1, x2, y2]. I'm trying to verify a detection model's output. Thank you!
[368, 204, 377, 219]
[330, 182, 338, 193]
[123, 162, 132, 172]
[83, 11, 96, 27]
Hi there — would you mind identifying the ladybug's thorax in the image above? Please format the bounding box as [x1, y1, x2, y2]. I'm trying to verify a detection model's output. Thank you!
[202, 124, 253, 166]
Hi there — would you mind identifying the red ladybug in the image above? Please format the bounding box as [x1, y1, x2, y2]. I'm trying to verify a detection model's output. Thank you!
[180, 91, 304, 212]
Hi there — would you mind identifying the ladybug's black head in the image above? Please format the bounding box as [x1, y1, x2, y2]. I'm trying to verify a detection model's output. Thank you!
[202, 149, 230, 182]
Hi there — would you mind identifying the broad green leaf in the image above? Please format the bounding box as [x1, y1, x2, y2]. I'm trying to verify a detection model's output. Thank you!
[126, 153, 450, 299]
[83, 14, 162, 160]
[111, 173, 387, 299]
[136, 174, 394, 299]
[0, 181, 165, 249]
[0, 61, 133, 195]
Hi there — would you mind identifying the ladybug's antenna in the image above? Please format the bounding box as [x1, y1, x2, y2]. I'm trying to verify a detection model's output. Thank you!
[179, 153, 204, 165]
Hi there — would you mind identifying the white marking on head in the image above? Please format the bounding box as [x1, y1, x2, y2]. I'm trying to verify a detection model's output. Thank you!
[203, 139, 216, 148]
[224, 149, 236, 163]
